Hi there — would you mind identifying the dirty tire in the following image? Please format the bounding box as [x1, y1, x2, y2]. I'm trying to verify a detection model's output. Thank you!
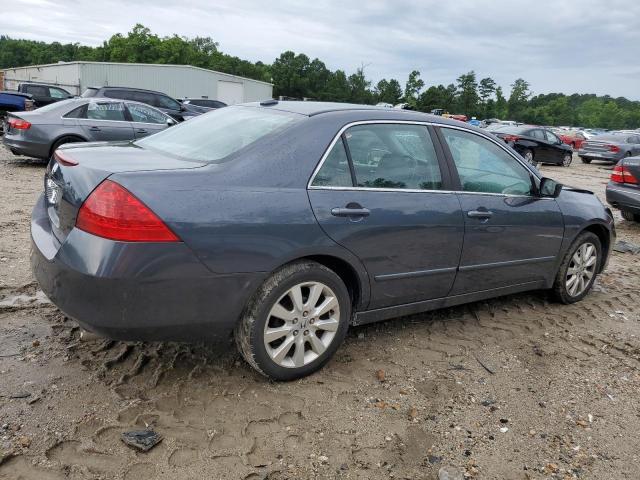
[234, 260, 351, 381]
[562, 153, 572, 167]
[621, 210, 640, 222]
[522, 149, 534, 165]
[581, 157, 592, 164]
[552, 231, 601, 304]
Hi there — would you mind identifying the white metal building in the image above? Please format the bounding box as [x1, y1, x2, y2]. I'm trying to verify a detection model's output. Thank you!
[1, 61, 273, 105]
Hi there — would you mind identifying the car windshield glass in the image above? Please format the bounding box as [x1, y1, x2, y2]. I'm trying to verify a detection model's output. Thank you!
[135, 106, 300, 163]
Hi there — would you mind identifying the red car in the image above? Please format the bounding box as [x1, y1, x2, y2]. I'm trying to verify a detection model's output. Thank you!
[559, 131, 587, 150]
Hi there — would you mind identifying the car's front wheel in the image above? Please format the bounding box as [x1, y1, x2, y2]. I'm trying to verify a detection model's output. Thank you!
[235, 261, 351, 380]
[552, 231, 601, 304]
[562, 153, 573, 167]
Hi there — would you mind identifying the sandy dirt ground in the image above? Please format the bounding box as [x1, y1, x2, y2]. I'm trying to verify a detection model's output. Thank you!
[0, 144, 639, 480]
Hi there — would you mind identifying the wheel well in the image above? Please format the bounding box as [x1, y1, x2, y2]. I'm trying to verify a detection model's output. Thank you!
[49, 135, 85, 158]
[303, 255, 362, 310]
[582, 224, 610, 272]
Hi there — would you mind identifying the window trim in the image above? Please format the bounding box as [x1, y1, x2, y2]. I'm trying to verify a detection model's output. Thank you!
[308, 120, 542, 197]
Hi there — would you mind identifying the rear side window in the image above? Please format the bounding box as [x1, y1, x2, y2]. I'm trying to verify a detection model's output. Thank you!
[135, 106, 299, 163]
[86, 102, 126, 121]
[25, 85, 48, 96]
[441, 128, 532, 195]
[63, 105, 88, 118]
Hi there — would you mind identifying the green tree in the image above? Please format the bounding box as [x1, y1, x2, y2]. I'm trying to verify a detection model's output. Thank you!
[375, 78, 403, 105]
[404, 70, 424, 108]
[456, 71, 479, 116]
[494, 86, 508, 119]
[507, 78, 531, 120]
[478, 77, 496, 117]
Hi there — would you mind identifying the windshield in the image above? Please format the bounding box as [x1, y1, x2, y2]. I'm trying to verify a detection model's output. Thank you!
[136, 106, 301, 163]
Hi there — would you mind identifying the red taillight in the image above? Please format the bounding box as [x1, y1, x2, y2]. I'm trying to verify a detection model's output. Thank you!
[608, 145, 620, 153]
[503, 134, 520, 143]
[611, 165, 639, 184]
[76, 180, 180, 242]
[53, 150, 78, 167]
[8, 118, 31, 130]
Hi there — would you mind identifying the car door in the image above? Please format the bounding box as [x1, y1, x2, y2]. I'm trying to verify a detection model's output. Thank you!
[308, 122, 464, 309]
[437, 127, 564, 295]
[24, 85, 51, 106]
[125, 102, 170, 138]
[77, 101, 134, 141]
[152, 93, 184, 121]
[544, 130, 566, 164]
[528, 129, 552, 162]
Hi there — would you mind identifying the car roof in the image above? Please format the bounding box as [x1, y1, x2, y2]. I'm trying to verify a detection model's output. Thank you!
[239, 101, 466, 125]
[87, 86, 168, 95]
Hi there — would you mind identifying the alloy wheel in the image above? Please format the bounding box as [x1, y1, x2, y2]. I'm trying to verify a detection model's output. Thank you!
[524, 151, 534, 164]
[565, 242, 597, 297]
[263, 281, 340, 368]
[562, 153, 572, 167]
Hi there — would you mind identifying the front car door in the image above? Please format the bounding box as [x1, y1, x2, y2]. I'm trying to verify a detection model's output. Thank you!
[437, 127, 565, 295]
[543, 130, 567, 164]
[125, 102, 170, 138]
[308, 122, 464, 309]
[77, 102, 134, 141]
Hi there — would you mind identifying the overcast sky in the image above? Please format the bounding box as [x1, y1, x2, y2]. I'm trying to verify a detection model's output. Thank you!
[2, 0, 639, 99]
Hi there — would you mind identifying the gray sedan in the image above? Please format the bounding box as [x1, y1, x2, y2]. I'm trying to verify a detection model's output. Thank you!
[31, 102, 615, 381]
[578, 133, 640, 164]
[606, 155, 640, 222]
[3, 98, 176, 160]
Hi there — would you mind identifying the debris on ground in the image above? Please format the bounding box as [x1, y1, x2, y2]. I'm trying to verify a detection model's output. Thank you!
[120, 430, 162, 452]
[375, 369, 386, 382]
[613, 240, 640, 254]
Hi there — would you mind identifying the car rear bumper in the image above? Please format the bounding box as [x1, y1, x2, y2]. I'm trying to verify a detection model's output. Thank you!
[2, 134, 49, 159]
[578, 151, 620, 162]
[606, 182, 640, 214]
[30, 194, 265, 343]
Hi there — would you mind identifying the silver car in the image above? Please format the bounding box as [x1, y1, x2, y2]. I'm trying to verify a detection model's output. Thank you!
[2, 98, 176, 160]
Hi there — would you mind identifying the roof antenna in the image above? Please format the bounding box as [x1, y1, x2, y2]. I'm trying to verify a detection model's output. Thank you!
[260, 99, 278, 106]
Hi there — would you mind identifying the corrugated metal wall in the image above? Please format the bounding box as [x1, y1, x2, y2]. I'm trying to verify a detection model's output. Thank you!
[1, 62, 272, 103]
[2, 63, 81, 94]
[78, 63, 272, 103]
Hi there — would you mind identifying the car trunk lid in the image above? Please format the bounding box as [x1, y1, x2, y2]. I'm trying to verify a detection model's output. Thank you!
[45, 143, 206, 244]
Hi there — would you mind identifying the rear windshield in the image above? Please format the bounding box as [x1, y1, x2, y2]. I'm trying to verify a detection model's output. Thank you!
[81, 88, 98, 98]
[135, 106, 301, 163]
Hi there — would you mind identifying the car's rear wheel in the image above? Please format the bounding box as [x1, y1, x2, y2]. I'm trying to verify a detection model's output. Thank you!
[235, 260, 351, 381]
[581, 157, 592, 164]
[50, 136, 84, 161]
[621, 210, 640, 222]
[562, 153, 573, 167]
[552, 231, 601, 304]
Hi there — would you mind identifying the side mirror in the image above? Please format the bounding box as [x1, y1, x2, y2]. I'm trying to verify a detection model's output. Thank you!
[166, 118, 177, 127]
[539, 177, 563, 198]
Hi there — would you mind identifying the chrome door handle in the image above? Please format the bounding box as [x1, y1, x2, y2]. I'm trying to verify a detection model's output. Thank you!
[467, 210, 493, 219]
[136, 129, 148, 134]
[89, 126, 100, 131]
[331, 207, 370, 217]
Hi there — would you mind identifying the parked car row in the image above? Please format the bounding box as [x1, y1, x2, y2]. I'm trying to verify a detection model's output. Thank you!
[2, 82, 228, 160]
[491, 125, 574, 166]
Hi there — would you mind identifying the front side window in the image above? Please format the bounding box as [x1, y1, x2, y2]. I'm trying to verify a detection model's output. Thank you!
[530, 129, 545, 140]
[86, 102, 126, 121]
[344, 124, 442, 190]
[136, 106, 299, 163]
[25, 85, 48, 96]
[441, 128, 533, 195]
[127, 103, 167, 124]
[154, 95, 181, 110]
[49, 87, 69, 99]
[545, 130, 560, 144]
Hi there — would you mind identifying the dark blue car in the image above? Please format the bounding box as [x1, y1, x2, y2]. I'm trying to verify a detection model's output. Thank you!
[31, 102, 615, 380]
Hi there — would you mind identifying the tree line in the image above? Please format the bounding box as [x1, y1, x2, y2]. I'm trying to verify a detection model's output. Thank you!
[1, 25, 638, 129]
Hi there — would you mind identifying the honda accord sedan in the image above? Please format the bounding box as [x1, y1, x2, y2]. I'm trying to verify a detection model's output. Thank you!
[31, 101, 615, 380]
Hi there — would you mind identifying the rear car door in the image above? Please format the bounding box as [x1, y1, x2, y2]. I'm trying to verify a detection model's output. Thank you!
[308, 122, 464, 309]
[125, 102, 170, 138]
[437, 127, 564, 294]
[529, 129, 552, 162]
[77, 102, 134, 141]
